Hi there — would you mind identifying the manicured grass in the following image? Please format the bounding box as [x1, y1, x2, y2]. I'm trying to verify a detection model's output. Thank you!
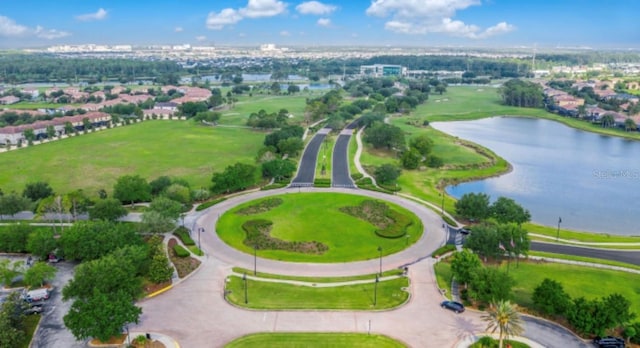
[220, 94, 316, 126]
[503, 261, 640, 316]
[225, 333, 407, 348]
[187, 245, 204, 256]
[231, 267, 404, 283]
[434, 260, 453, 300]
[528, 251, 640, 271]
[19, 315, 41, 348]
[525, 223, 640, 243]
[225, 276, 409, 310]
[0, 120, 265, 195]
[216, 193, 423, 263]
[316, 135, 334, 179]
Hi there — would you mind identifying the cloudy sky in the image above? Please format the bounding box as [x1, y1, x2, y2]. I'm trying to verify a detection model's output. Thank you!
[0, 0, 638, 48]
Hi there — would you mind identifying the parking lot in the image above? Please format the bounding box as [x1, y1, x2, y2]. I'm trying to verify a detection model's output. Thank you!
[5, 258, 88, 348]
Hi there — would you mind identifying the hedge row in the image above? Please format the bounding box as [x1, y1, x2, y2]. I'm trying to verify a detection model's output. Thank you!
[173, 244, 190, 258]
[195, 197, 227, 211]
[243, 219, 328, 254]
[351, 173, 364, 180]
[375, 209, 412, 238]
[261, 183, 288, 190]
[432, 244, 456, 258]
[173, 227, 195, 246]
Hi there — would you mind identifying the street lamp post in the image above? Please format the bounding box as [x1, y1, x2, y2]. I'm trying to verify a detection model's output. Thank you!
[556, 217, 562, 241]
[377, 246, 382, 277]
[374, 275, 379, 306]
[243, 273, 248, 304]
[198, 227, 204, 250]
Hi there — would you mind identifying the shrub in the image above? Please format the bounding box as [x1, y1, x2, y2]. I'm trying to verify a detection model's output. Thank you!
[174, 227, 195, 246]
[356, 177, 372, 185]
[375, 209, 412, 238]
[432, 244, 456, 258]
[192, 188, 211, 202]
[0, 223, 33, 253]
[195, 197, 227, 211]
[236, 198, 283, 215]
[173, 244, 190, 258]
[351, 173, 364, 180]
[261, 183, 288, 190]
[313, 178, 331, 188]
[379, 183, 401, 192]
[242, 219, 328, 254]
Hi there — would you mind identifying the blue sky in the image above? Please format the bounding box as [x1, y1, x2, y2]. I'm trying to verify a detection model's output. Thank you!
[0, 0, 638, 49]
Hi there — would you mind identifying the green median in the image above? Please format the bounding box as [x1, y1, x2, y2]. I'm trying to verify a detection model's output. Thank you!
[224, 333, 407, 348]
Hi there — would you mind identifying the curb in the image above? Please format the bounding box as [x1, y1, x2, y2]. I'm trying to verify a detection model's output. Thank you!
[146, 284, 173, 299]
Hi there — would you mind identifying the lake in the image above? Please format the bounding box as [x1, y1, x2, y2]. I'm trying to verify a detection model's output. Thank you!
[432, 117, 640, 235]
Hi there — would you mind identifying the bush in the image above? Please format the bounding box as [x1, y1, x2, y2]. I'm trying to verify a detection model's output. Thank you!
[0, 223, 32, 253]
[236, 198, 282, 215]
[432, 244, 456, 258]
[351, 173, 364, 180]
[174, 227, 195, 246]
[261, 183, 288, 190]
[356, 177, 372, 185]
[375, 209, 412, 238]
[173, 244, 190, 258]
[195, 197, 227, 211]
[313, 178, 331, 187]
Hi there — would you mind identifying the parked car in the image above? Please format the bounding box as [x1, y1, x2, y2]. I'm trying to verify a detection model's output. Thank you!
[593, 336, 625, 348]
[48, 253, 63, 263]
[459, 228, 471, 235]
[440, 300, 465, 313]
[23, 288, 50, 302]
[23, 305, 43, 315]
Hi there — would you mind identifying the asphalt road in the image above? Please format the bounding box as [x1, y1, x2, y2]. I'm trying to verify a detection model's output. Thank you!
[531, 241, 640, 266]
[290, 128, 330, 186]
[332, 130, 356, 188]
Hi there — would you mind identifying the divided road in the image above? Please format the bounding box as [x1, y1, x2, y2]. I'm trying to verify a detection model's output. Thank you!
[332, 128, 356, 188]
[290, 128, 331, 187]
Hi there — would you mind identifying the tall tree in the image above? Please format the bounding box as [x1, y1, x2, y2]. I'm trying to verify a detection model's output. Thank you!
[23, 262, 57, 288]
[455, 192, 491, 222]
[482, 300, 524, 348]
[113, 175, 152, 206]
[23, 181, 54, 202]
[211, 163, 258, 194]
[490, 197, 531, 226]
[532, 278, 572, 317]
[26, 228, 57, 260]
[89, 198, 127, 222]
[450, 249, 482, 289]
[374, 164, 402, 184]
[363, 122, 405, 150]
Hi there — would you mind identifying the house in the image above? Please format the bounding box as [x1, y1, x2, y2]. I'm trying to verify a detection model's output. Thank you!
[143, 108, 175, 118]
[22, 89, 39, 100]
[0, 96, 20, 105]
[155, 102, 178, 111]
[0, 112, 112, 145]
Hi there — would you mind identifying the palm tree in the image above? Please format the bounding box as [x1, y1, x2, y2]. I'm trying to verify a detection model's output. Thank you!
[482, 300, 524, 348]
[601, 114, 615, 128]
[624, 118, 637, 132]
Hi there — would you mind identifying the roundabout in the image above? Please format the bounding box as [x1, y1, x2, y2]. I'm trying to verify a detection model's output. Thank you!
[130, 187, 588, 347]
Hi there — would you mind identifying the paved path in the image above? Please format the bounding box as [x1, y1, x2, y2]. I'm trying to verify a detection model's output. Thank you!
[291, 128, 330, 187]
[332, 128, 356, 188]
[353, 127, 377, 185]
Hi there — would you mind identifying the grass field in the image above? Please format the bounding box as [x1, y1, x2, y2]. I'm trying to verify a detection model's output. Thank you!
[231, 267, 404, 283]
[529, 251, 640, 271]
[219, 94, 318, 126]
[434, 258, 640, 316]
[3, 102, 81, 110]
[525, 223, 640, 244]
[0, 120, 265, 195]
[216, 193, 423, 263]
[225, 276, 410, 310]
[224, 333, 407, 348]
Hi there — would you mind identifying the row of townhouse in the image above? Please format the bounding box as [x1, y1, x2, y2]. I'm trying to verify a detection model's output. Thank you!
[0, 112, 111, 145]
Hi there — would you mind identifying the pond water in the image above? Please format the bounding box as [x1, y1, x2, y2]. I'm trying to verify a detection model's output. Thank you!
[432, 117, 640, 235]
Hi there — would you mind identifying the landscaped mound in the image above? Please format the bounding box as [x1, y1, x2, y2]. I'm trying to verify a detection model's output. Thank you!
[340, 200, 412, 238]
[235, 198, 283, 215]
[242, 219, 328, 254]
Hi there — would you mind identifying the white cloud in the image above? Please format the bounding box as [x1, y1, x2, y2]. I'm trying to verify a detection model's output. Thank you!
[206, 8, 243, 29]
[0, 15, 69, 40]
[35, 26, 70, 39]
[366, 0, 514, 39]
[317, 18, 331, 27]
[0, 15, 29, 36]
[175, 26, 184, 32]
[296, 1, 337, 15]
[280, 30, 290, 36]
[206, 0, 287, 30]
[195, 35, 207, 42]
[239, 0, 287, 18]
[76, 8, 108, 22]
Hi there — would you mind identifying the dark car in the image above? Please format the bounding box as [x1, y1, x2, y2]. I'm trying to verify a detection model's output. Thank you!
[440, 300, 465, 313]
[23, 305, 43, 315]
[593, 336, 625, 348]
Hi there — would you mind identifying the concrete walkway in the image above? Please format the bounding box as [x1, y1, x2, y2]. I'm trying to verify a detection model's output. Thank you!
[353, 126, 377, 185]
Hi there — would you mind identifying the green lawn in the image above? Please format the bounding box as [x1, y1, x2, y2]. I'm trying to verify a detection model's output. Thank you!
[3, 102, 81, 110]
[434, 261, 453, 300]
[529, 251, 640, 271]
[19, 315, 41, 348]
[226, 276, 410, 310]
[216, 193, 423, 263]
[316, 135, 334, 179]
[525, 223, 640, 243]
[0, 120, 265, 195]
[220, 94, 316, 126]
[231, 267, 404, 283]
[505, 261, 640, 316]
[225, 333, 407, 348]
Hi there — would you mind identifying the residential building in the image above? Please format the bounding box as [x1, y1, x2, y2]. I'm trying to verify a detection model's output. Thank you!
[0, 96, 20, 105]
[360, 64, 406, 77]
[0, 112, 111, 145]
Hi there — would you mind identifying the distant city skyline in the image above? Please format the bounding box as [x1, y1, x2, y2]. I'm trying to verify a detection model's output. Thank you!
[0, 0, 639, 49]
